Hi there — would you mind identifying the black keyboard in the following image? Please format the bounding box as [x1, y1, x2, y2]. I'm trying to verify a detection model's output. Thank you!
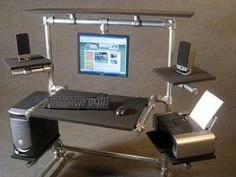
[43, 95, 109, 110]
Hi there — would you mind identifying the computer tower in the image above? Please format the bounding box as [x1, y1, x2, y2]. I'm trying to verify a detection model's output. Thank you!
[9, 91, 60, 159]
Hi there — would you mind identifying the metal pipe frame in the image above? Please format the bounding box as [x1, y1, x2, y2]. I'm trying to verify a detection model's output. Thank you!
[178, 84, 198, 95]
[38, 155, 59, 177]
[43, 15, 176, 104]
[40, 15, 176, 176]
[38, 140, 65, 177]
[59, 144, 161, 165]
[45, 16, 171, 28]
[11, 65, 51, 76]
[135, 94, 157, 132]
[165, 19, 176, 112]
[37, 139, 169, 177]
[43, 16, 55, 93]
[159, 154, 170, 177]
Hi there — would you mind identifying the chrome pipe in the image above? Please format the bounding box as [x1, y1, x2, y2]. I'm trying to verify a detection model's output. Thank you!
[59, 144, 161, 165]
[37, 155, 59, 177]
[43, 16, 55, 93]
[135, 95, 157, 132]
[46, 17, 169, 28]
[178, 84, 198, 95]
[167, 19, 176, 67]
[165, 19, 176, 112]
[76, 19, 101, 25]
[141, 21, 167, 27]
[159, 154, 169, 177]
[140, 104, 155, 123]
[165, 83, 173, 112]
[207, 116, 218, 130]
[106, 20, 133, 26]
[53, 18, 79, 24]
[135, 106, 153, 132]
[11, 65, 51, 76]
[30, 65, 51, 73]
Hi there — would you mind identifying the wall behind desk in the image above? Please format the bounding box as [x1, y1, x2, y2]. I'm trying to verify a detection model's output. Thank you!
[0, 0, 235, 112]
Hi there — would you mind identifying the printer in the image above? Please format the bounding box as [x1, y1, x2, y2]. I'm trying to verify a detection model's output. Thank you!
[172, 130, 216, 159]
[154, 91, 223, 159]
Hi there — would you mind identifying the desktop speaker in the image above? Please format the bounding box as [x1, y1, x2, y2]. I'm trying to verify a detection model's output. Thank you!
[176, 41, 196, 75]
[16, 33, 31, 61]
[9, 92, 60, 159]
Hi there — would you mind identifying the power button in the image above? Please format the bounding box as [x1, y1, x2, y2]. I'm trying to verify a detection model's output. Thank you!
[18, 139, 24, 146]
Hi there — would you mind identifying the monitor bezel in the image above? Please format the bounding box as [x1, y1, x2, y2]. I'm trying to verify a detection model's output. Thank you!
[78, 33, 129, 77]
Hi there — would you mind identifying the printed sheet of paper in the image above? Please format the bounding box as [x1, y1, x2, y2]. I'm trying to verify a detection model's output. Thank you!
[190, 90, 223, 129]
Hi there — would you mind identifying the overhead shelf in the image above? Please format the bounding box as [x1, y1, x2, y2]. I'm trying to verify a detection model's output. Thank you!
[24, 8, 194, 18]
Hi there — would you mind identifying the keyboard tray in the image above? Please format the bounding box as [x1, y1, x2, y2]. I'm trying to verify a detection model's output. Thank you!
[30, 89, 148, 131]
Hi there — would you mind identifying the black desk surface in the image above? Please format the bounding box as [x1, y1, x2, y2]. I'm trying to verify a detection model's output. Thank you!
[31, 90, 148, 131]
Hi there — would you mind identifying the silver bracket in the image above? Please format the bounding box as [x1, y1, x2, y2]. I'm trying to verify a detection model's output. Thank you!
[68, 13, 76, 24]
[99, 18, 109, 34]
[135, 94, 157, 132]
[167, 19, 176, 30]
[132, 15, 141, 26]
[161, 95, 173, 106]
[207, 115, 218, 130]
[49, 85, 68, 95]
[178, 84, 198, 95]
[135, 94, 172, 132]
[43, 16, 55, 25]
[11, 65, 51, 76]
[52, 139, 65, 160]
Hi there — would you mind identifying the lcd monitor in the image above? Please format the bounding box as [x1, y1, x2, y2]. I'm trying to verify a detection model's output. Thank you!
[78, 33, 129, 77]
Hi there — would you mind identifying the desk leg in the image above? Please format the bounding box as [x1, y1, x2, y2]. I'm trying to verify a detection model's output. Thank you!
[57, 143, 161, 165]
[38, 139, 65, 177]
[56, 141, 174, 176]
[159, 154, 171, 177]
[38, 139, 172, 177]
[38, 156, 59, 177]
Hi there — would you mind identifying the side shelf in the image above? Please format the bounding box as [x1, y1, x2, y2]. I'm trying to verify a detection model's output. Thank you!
[153, 66, 215, 85]
[4, 55, 51, 76]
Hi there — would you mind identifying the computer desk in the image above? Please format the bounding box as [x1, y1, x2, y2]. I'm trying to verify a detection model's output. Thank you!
[19, 89, 213, 177]
[24, 89, 170, 177]
[6, 8, 216, 177]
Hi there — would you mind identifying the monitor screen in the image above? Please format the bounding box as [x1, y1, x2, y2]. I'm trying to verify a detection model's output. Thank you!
[78, 33, 129, 77]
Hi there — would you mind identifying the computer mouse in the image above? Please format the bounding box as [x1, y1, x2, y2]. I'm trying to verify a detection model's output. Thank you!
[115, 105, 128, 116]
